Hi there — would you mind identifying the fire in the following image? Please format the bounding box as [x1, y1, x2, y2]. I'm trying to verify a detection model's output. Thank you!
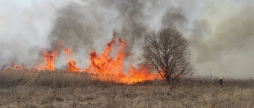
[84, 37, 160, 84]
[126, 65, 159, 84]
[14, 65, 23, 70]
[32, 63, 45, 71]
[32, 40, 63, 71]
[3, 63, 25, 71]
[43, 50, 57, 71]
[63, 48, 80, 72]
[1, 36, 161, 84]
[30, 50, 57, 71]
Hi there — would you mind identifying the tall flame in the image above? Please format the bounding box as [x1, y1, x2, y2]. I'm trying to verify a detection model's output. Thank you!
[32, 40, 63, 71]
[84, 37, 160, 84]
[43, 50, 57, 71]
[30, 50, 57, 71]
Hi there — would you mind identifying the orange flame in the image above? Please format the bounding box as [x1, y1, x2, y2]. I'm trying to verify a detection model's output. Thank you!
[84, 37, 160, 84]
[63, 48, 80, 72]
[42, 50, 57, 71]
[3, 63, 25, 71]
[31, 40, 63, 71]
[30, 50, 57, 71]
[14, 65, 23, 70]
[32, 63, 45, 71]
[1, 38, 162, 84]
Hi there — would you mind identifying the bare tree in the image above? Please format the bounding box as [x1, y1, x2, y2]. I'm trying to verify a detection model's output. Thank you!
[143, 28, 193, 82]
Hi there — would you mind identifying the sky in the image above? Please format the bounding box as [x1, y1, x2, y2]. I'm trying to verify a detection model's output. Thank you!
[0, 0, 67, 63]
[0, 0, 253, 78]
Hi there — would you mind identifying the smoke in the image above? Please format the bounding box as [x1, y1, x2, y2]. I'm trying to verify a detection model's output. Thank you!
[50, 2, 105, 50]
[0, 0, 253, 78]
[49, 0, 196, 66]
[0, 0, 70, 66]
[190, 0, 254, 78]
[161, 8, 186, 29]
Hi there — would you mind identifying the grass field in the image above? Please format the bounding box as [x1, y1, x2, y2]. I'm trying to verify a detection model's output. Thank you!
[0, 70, 253, 108]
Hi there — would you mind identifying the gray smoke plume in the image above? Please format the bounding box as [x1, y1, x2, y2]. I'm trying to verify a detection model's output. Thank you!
[50, 2, 102, 50]
[49, 0, 193, 66]
[49, 0, 150, 51]
[161, 8, 186, 29]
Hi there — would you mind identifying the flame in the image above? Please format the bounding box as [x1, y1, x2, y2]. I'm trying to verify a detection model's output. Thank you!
[84, 37, 160, 84]
[42, 50, 57, 71]
[32, 63, 45, 71]
[30, 50, 57, 71]
[63, 48, 80, 72]
[14, 65, 23, 70]
[1, 37, 162, 84]
[32, 40, 63, 71]
[3, 63, 25, 71]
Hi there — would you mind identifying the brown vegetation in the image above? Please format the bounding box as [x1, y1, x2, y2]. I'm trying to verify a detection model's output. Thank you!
[0, 70, 253, 108]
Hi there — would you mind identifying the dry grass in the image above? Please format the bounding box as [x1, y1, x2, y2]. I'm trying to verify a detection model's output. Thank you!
[0, 70, 253, 108]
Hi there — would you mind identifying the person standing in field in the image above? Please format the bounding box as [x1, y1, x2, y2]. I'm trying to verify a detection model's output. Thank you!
[219, 77, 223, 88]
